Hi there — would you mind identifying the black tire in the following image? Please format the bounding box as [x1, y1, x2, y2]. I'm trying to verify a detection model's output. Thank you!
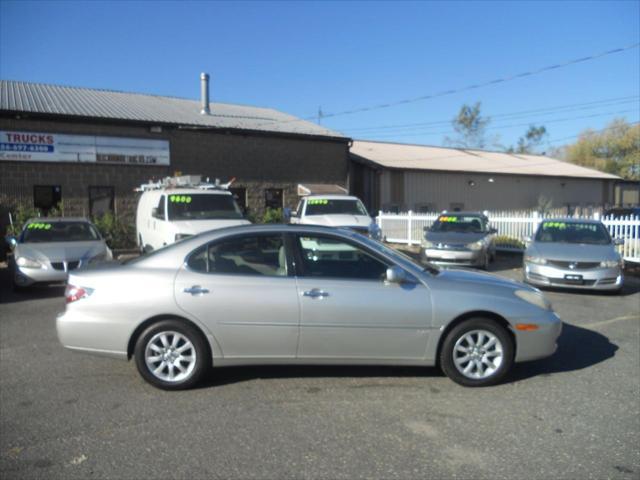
[138, 235, 145, 255]
[440, 318, 514, 387]
[480, 253, 490, 271]
[134, 319, 210, 390]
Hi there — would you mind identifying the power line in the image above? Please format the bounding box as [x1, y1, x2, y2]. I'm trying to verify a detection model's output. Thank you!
[251, 42, 640, 130]
[364, 108, 639, 139]
[336, 95, 640, 133]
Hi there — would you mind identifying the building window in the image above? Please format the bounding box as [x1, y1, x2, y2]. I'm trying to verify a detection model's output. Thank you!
[89, 186, 114, 218]
[416, 203, 436, 213]
[33, 185, 61, 214]
[230, 187, 247, 211]
[265, 188, 283, 209]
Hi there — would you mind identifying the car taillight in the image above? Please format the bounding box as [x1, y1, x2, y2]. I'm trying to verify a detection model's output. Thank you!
[65, 284, 94, 303]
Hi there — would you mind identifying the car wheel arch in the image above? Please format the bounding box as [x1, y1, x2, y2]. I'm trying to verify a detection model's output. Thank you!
[127, 314, 213, 363]
[435, 311, 516, 367]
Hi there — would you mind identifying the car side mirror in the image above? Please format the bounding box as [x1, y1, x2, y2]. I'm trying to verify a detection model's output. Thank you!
[489, 228, 498, 234]
[386, 266, 408, 284]
[151, 207, 158, 218]
[5, 236, 17, 250]
[613, 238, 624, 246]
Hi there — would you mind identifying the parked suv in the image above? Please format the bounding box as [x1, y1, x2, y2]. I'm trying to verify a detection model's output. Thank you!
[136, 176, 250, 252]
[288, 195, 382, 240]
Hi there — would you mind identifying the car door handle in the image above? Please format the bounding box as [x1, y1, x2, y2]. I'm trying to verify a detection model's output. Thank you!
[302, 289, 329, 299]
[184, 285, 210, 296]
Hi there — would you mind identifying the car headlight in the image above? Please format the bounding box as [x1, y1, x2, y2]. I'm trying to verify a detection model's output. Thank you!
[175, 233, 193, 242]
[524, 255, 547, 265]
[514, 289, 552, 310]
[16, 256, 42, 269]
[600, 258, 622, 268]
[467, 240, 484, 251]
[368, 223, 382, 241]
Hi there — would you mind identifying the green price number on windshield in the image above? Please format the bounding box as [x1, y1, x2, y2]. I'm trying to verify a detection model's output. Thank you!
[438, 216, 459, 223]
[27, 223, 52, 230]
[308, 199, 329, 205]
[543, 222, 567, 230]
[169, 195, 192, 204]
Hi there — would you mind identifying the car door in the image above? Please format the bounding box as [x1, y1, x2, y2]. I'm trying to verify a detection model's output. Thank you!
[293, 233, 433, 360]
[174, 233, 300, 359]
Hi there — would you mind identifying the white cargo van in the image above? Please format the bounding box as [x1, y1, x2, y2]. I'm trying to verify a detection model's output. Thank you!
[136, 176, 250, 252]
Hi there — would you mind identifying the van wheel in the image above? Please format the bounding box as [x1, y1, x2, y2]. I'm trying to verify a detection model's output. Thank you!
[440, 318, 514, 387]
[138, 235, 145, 254]
[134, 319, 210, 390]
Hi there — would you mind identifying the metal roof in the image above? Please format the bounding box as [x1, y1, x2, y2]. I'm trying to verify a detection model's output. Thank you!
[351, 140, 620, 180]
[0, 80, 344, 139]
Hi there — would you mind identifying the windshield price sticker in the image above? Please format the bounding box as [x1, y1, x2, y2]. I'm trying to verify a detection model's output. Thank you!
[169, 195, 192, 204]
[27, 223, 52, 230]
[308, 199, 329, 205]
[438, 216, 460, 223]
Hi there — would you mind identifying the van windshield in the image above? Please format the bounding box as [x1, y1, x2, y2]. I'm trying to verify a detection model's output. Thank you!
[305, 199, 369, 216]
[167, 193, 244, 220]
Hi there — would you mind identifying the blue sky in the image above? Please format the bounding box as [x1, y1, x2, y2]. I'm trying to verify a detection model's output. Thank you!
[1, 0, 638, 150]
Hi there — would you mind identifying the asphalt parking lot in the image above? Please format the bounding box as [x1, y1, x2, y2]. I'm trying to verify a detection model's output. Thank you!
[1, 253, 639, 480]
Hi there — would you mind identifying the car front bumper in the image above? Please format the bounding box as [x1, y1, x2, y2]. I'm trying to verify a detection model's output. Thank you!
[14, 265, 69, 286]
[513, 310, 563, 362]
[524, 262, 623, 291]
[422, 248, 485, 267]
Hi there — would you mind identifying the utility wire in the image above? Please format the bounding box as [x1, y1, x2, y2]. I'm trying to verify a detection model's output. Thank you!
[337, 95, 639, 133]
[365, 108, 638, 139]
[251, 42, 640, 130]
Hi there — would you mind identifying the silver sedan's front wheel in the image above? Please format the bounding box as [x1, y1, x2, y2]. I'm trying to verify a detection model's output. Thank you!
[452, 330, 504, 380]
[134, 320, 209, 390]
[440, 318, 514, 387]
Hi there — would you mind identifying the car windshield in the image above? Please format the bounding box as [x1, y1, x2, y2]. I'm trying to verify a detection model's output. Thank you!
[167, 193, 244, 220]
[430, 215, 486, 233]
[535, 221, 611, 245]
[305, 199, 369, 216]
[21, 221, 101, 243]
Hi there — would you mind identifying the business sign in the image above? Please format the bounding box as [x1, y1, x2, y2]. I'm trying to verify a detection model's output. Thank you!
[0, 131, 170, 165]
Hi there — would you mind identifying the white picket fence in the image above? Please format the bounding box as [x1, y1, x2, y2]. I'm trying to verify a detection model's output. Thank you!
[376, 211, 640, 263]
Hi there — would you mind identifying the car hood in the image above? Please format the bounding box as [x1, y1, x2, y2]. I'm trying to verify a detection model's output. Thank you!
[528, 242, 617, 261]
[425, 231, 488, 245]
[301, 215, 372, 228]
[435, 268, 525, 291]
[170, 219, 251, 234]
[16, 241, 108, 263]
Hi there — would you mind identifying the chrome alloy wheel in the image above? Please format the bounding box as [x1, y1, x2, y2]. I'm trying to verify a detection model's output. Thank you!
[144, 331, 197, 382]
[453, 329, 504, 380]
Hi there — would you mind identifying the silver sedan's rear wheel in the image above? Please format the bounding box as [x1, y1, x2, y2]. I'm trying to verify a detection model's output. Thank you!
[134, 320, 209, 390]
[440, 318, 514, 387]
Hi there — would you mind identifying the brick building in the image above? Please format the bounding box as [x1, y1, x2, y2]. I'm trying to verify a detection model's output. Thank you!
[0, 77, 350, 232]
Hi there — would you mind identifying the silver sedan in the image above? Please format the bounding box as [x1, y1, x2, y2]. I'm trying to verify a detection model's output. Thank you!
[7, 217, 112, 290]
[524, 218, 624, 292]
[57, 224, 561, 390]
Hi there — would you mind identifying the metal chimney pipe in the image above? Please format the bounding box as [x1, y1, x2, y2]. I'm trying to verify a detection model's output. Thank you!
[200, 72, 210, 115]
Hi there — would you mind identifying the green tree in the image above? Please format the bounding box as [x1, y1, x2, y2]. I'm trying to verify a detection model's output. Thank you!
[509, 125, 548, 154]
[561, 119, 639, 180]
[444, 102, 490, 149]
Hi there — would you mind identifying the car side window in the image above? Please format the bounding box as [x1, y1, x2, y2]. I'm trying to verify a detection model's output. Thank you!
[295, 235, 389, 281]
[187, 235, 288, 277]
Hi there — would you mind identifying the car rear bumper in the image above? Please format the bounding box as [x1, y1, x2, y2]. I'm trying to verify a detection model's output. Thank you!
[524, 262, 623, 291]
[514, 310, 563, 362]
[56, 310, 128, 360]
